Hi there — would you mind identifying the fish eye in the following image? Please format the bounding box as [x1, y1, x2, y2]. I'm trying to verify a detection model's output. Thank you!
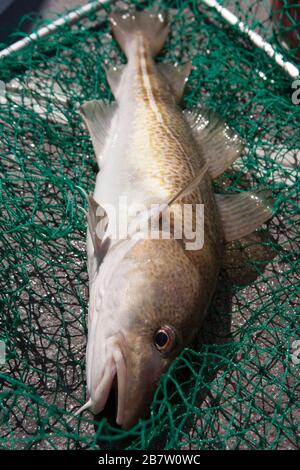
[154, 326, 176, 353]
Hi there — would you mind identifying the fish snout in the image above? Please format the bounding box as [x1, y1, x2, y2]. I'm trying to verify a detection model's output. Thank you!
[90, 333, 127, 426]
[117, 343, 163, 429]
[89, 332, 163, 429]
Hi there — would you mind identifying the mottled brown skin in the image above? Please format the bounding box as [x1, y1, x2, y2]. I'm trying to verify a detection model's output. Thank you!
[131, 35, 223, 304]
[121, 238, 204, 427]
[85, 21, 225, 427]
[104, 37, 225, 427]
[116, 38, 224, 424]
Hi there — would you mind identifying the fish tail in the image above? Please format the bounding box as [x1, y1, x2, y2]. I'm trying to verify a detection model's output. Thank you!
[109, 10, 169, 59]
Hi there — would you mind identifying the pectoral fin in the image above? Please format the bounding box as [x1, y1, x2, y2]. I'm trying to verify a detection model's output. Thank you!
[215, 189, 274, 241]
[127, 164, 208, 239]
[158, 62, 192, 100]
[183, 108, 243, 178]
[167, 162, 208, 205]
[80, 100, 117, 166]
[87, 194, 110, 263]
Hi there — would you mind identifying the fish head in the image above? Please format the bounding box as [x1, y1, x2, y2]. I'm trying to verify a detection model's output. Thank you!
[87, 237, 203, 429]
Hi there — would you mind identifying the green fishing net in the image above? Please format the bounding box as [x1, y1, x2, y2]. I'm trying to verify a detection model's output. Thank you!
[0, 0, 299, 450]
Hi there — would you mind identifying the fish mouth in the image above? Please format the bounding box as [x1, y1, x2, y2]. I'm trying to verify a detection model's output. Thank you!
[99, 374, 118, 426]
[113, 345, 127, 426]
[93, 344, 127, 427]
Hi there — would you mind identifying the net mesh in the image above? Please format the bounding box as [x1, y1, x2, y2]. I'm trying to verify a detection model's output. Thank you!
[0, 0, 299, 450]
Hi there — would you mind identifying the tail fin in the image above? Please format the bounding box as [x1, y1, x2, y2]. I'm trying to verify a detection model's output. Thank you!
[109, 10, 169, 58]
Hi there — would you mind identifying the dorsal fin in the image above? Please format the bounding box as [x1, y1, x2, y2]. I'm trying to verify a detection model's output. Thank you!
[157, 62, 191, 100]
[183, 108, 243, 178]
[215, 189, 274, 241]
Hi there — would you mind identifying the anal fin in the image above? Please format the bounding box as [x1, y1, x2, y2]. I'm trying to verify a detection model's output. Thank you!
[87, 193, 110, 264]
[80, 100, 117, 166]
[216, 189, 274, 242]
[106, 65, 125, 98]
[183, 108, 243, 178]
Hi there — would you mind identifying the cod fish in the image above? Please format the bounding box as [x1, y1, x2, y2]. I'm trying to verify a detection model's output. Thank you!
[75, 10, 273, 429]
